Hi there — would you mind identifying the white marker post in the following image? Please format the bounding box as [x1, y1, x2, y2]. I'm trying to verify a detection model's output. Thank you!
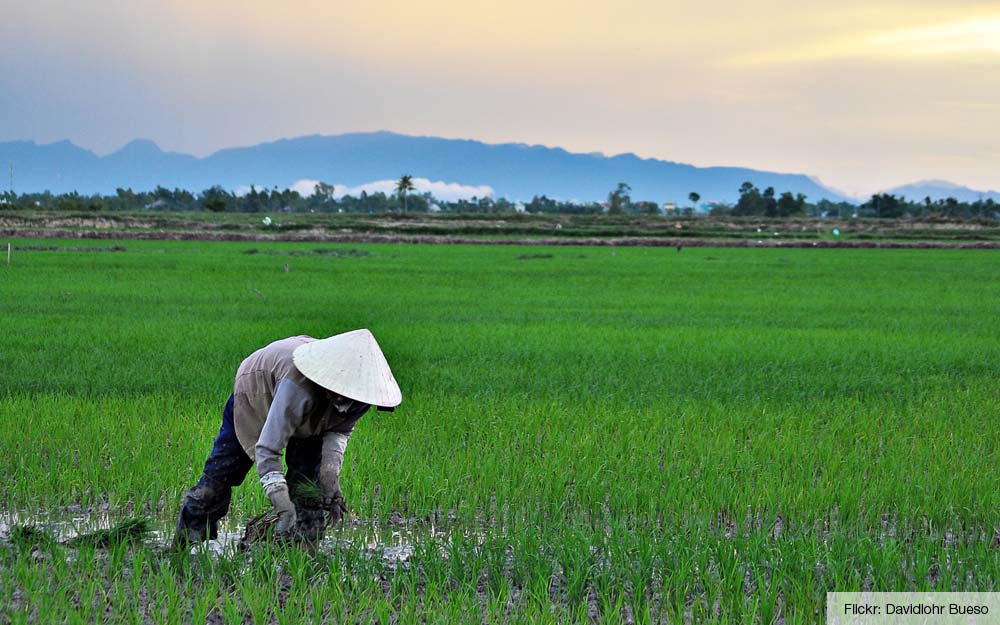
[6, 242, 9, 266]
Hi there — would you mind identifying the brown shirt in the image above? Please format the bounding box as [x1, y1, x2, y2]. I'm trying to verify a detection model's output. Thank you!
[232, 336, 368, 478]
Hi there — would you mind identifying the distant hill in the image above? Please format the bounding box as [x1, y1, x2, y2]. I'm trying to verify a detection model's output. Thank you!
[883, 180, 1000, 203]
[0, 131, 851, 203]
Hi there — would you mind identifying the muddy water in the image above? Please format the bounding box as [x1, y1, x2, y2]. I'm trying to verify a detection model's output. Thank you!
[0, 508, 121, 542]
[166, 522, 441, 564]
[0, 509, 476, 567]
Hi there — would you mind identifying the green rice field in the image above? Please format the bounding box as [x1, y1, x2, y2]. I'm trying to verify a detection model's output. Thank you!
[1, 238, 998, 623]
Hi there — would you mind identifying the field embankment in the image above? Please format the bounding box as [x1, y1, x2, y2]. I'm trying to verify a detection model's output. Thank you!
[3, 210, 1000, 248]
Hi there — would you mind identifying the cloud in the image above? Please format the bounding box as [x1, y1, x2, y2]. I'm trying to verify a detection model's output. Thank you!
[289, 178, 493, 201]
[290, 179, 321, 197]
[233, 184, 264, 197]
[872, 16, 1000, 57]
[729, 14, 1000, 66]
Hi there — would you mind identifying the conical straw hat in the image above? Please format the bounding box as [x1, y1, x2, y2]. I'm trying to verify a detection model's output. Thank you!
[293, 329, 402, 408]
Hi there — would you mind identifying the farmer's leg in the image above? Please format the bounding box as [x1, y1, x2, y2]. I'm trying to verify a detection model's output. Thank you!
[175, 395, 253, 543]
[285, 435, 322, 492]
[285, 436, 326, 540]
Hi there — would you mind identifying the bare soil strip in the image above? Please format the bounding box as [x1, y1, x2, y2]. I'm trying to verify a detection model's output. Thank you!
[4, 227, 1000, 249]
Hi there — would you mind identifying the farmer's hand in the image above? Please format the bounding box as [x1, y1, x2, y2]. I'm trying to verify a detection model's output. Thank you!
[266, 483, 298, 536]
[319, 464, 350, 525]
[323, 491, 350, 526]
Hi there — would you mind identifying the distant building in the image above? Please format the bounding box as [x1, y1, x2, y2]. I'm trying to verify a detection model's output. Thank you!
[661, 201, 678, 215]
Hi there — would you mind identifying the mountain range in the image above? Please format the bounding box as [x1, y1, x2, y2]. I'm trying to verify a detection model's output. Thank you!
[0, 131, 995, 205]
[878, 180, 1000, 204]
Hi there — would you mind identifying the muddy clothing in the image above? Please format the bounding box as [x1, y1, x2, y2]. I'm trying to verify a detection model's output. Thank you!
[176, 395, 339, 542]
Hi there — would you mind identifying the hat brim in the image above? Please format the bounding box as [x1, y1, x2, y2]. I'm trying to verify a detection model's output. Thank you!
[293, 329, 403, 408]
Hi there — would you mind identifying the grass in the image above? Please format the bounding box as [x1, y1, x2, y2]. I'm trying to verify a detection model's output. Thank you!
[1, 238, 999, 622]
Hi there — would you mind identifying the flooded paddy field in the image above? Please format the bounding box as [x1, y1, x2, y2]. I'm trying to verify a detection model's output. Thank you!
[1, 239, 999, 623]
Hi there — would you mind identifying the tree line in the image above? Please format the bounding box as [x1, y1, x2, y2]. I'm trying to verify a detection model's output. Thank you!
[705, 183, 999, 220]
[0, 184, 508, 215]
[0, 178, 997, 220]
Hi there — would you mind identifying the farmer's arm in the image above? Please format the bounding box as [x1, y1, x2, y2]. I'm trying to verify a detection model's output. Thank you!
[319, 403, 368, 518]
[321, 402, 368, 479]
[256, 377, 314, 489]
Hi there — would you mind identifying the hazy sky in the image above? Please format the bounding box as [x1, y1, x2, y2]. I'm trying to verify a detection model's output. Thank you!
[1, 0, 998, 196]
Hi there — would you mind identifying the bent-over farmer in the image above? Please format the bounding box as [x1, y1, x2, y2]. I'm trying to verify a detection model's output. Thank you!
[173, 329, 402, 547]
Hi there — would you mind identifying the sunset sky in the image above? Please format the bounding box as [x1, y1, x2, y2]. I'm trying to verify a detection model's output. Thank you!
[1, 0, 998, 196]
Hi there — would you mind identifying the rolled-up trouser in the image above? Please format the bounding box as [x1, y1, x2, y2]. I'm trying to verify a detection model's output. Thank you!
[177, 395, 327, 543]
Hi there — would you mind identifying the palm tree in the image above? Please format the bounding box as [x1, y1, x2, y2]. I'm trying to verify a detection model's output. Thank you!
[395, 175, 416, 213]
[688, 192, 701, 211]
[607, 182, 631, 215]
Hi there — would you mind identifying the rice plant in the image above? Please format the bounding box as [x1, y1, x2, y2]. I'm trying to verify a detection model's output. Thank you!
[2, 239, 999, 622]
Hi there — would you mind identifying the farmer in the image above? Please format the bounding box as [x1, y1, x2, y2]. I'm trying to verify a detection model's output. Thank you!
[172, 329, 402, 547]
